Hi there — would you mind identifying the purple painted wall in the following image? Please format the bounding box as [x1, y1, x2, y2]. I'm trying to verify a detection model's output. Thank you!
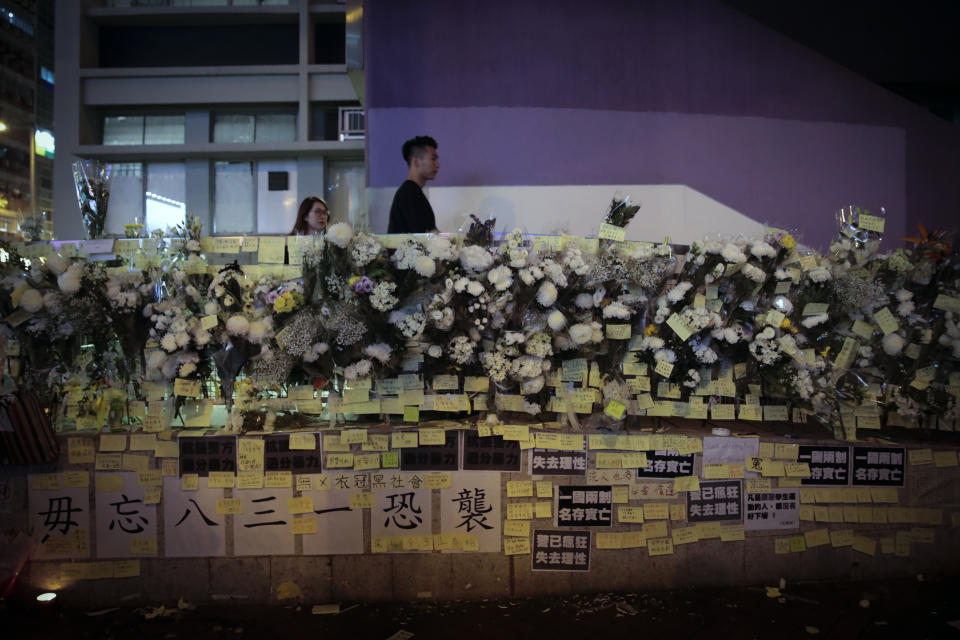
[366, 0, 960, 247]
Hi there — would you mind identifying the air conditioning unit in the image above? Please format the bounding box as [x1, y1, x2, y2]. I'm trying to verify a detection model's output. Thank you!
[338, 107, 365, 140]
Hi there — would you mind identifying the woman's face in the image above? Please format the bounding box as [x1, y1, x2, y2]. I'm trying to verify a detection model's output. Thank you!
[306, 201, 329, 232]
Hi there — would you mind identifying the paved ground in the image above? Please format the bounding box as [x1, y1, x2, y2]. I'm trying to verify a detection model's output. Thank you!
[4, 576, 960, 639]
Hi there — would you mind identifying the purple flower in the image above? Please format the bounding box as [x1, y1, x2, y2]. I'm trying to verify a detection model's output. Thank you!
[352, 276, 374, 293]
[265, 290, 280, 304]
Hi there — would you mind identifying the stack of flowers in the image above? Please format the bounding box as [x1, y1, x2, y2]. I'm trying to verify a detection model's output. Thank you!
[0, 201, 957, 434]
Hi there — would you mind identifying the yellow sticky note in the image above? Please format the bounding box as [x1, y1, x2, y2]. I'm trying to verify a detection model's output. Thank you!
[99, 434, 128, 452]
[720, 524, 745, 542]
[536, 481, 554, 498]
[287, 496, 314, 515]
[68, 437, 96, 463]
[291, 517, 318, 535]
[504, 520, 530, 537]
[426, 472, 451, 489]
[181, 474, 199, 491]
[506, 503, 533, 520]
[934, 450, 958, 467]
[289, 433, 316, 450]
[136, 470, 162, 487]
[391, 432, 418, 448]
[908, 449, 933, 465]
[237, 473, 264, 489]
[503, 537, 531, 556]
[643, 503, 669, 520]
[207, 471, 235, 488]
[63, 471, 89, 488]
[216, 498, 242, 515]
[618, 506, 645, 523]
[130, 538, 157, 556]
[647, 538, 674, 557]
[238, 438, 264, 471]
[673, 476, 700, 492]
[265, 471, 292, 488]
[349, 492, 375, 509]
[418, 428, 446, 445]
[804, 528, 830, 547]
[535, 501, 552, 519]
[506, 481, 534, 497]
[95, 475, 123, 492]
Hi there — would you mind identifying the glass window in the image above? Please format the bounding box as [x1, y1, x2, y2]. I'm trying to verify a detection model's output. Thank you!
[254, 113, 296, 142]
[213, 161, 256, 234]
[144, 115, 185, 145]
[104, 163, 144, 236]
[213, 114, 255, 143]
[145, 163, 186, 235]
[325, 160, 367, 230]
[103, 116, 144, 145]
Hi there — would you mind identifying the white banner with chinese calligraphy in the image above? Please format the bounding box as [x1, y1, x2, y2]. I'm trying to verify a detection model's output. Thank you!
[94, 472, 158, 558]
[301, 490, 364, 555]
[234, 487, 294, 556]
[29, 479, 90, 559]
[162, 476, 226, 558]
[373, 488, 433, 543]
[440, 471, 502, 552]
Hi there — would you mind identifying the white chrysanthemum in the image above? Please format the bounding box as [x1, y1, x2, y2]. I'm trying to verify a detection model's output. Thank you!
[772, 295, 793, 315]
[750, 241, 776, 258]
[742, 263, 766, 283]
[536, 281, 558, 307]
[895, 288, 913, 302]
[575, 293, 593, 309]
[179, 362, 197, 377]
[303, 342, 329, 363]
[426, 235, 458, 261]
[326, 222, 354, 248]
[521, 375, 545, 395]
[641, 336, 664, 350]
[569, 323, 593, 344]
[460, 245, 494, 272]
[174, 331, 190, 348]
[370, 281, 399, 311]
[353, 358, 373, 377]
[226, 315, 250, 336]
[467, 280, 485, 297]
[19, 288, 44, 312]
[801, 313, 829, 328]
[666, 281, 693, 304]
[721, 243, 746, 263]
[194, 331, 211, 347]
[808, 266, 832, 283]
[547, 310, 566, 330]
[45, 253, 70, 275]
[427, 344, 443, 358]
[247, 319, 271, 344]
[487, 265, 513, 291]
[653, 348, 676, 363]
[146, 351, 167, 371]
[694, 345, 718, 364]
[882, 332, 904, 356]
[160, 333, 178, 353]
[57, 265, 84, 294]
[897, 301, 915, 316]
[363, 342, 393, 364]
[414, 255, 437, 278]
[602, 301, 631, 319]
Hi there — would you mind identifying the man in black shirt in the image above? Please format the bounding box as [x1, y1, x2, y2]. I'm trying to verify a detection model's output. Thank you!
[387, 136, 440, 233]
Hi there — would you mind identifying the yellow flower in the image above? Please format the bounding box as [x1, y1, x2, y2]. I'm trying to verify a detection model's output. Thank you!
[644, 324, 658, 336]
[781, 234, 796, 250]
[348, 275, 360, 287]
[819, 346, 831, 358]
[780, 318, 791, 328]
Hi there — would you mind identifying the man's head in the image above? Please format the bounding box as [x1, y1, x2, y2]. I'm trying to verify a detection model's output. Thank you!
[402, 135, 439, 184]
